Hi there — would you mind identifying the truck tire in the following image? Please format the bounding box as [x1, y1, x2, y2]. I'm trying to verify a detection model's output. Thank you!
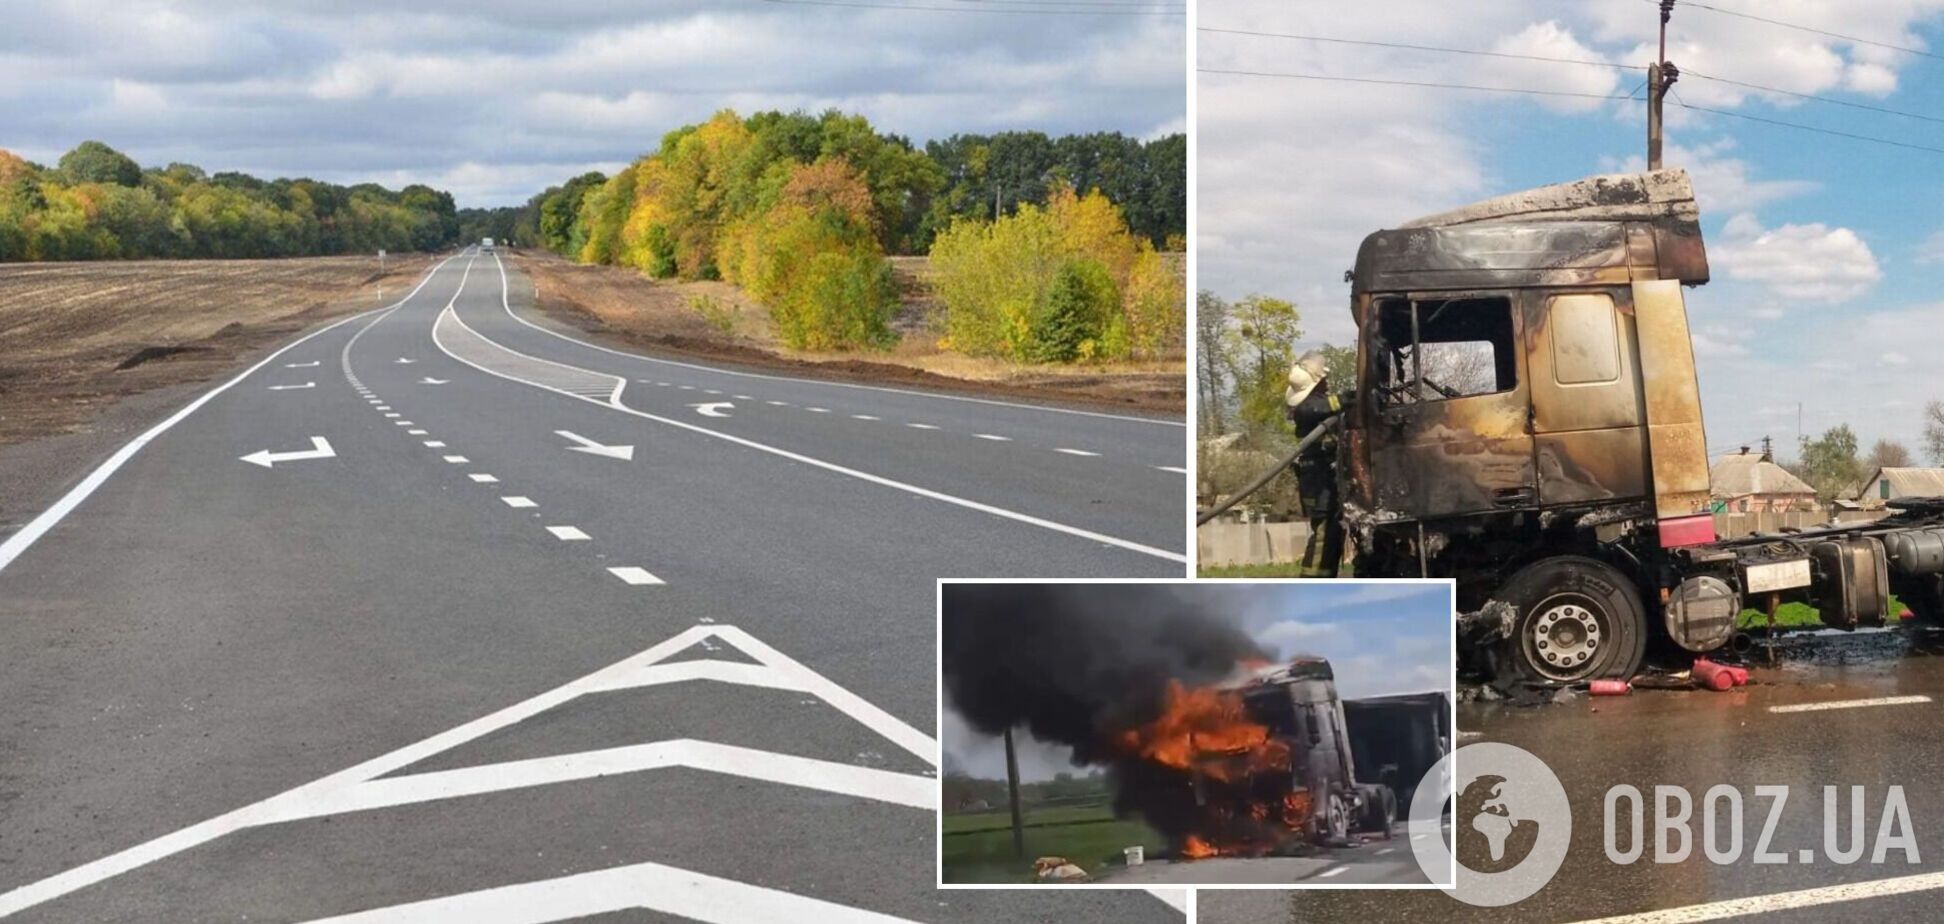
[1499, 556, 1647, 684]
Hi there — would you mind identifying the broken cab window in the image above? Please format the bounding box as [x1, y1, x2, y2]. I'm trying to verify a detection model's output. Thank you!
[1371, 295, 1515, 409]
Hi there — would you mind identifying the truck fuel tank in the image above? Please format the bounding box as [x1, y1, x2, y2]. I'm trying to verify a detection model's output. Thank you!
[1882, 526, 1944, 577]
[1811, 536, 1890, 629]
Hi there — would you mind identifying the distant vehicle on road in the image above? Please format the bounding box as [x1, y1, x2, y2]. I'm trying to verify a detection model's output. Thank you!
[481, 237, 495, 250]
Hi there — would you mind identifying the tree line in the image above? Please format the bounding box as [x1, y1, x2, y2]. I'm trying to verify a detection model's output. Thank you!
[467, 114, 1185, 259]
[0, 142, 460, 262]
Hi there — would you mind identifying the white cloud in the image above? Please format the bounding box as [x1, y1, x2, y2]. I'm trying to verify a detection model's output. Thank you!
[1475, 21, 1622, 113]
[1712, 212, 1881, 303]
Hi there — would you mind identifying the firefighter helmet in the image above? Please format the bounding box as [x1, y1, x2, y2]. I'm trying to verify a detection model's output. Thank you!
[1285, 350, 1329, 407]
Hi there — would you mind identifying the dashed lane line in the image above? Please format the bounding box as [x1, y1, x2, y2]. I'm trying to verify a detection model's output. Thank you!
[469, 474, 498, 483]
[443, 456, 468, 464]
[852, 415, 879, 421]
[424, 441, 447, 448]
[972, 433, 1010, 442]
[546, 526, 590, 541]
[1055, 448, 1101, 457]
[408, 429, 428, 436]
[1156, 466, 1187, 474]
[608, 566, 664, 585]
[434, 284, 1186, 564]
[501, 496, 536, 509]
[906, 423, 938, 430]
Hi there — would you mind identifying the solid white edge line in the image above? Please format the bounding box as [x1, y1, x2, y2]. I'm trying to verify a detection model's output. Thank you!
[0, 252, 460, 576]
[488, 251, 1182, 427]
[1769, 695, 1932, 713]
[1565, 871, 1944, 924]
[436, 297, 1185, 564]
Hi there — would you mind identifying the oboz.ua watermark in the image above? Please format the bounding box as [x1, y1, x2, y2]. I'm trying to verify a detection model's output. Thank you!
[1412, 743, 1922, 907]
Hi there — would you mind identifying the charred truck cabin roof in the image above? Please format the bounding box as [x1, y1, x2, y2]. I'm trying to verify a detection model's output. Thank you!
[1330, 169, 1944, 685]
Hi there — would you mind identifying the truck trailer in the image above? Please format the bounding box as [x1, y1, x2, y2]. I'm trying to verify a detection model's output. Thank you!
[1300, 169, 1944, 684]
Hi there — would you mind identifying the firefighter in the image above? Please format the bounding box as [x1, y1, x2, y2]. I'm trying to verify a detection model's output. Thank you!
[1286, 350, 1346, 577]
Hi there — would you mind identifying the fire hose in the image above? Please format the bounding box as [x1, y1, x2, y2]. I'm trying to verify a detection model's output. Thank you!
[1195, 415, 1341, 526]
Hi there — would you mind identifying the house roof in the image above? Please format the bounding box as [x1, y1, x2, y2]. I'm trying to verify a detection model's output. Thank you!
[1853, 467, 1944, 499]
[1710, 452, 1816, 498]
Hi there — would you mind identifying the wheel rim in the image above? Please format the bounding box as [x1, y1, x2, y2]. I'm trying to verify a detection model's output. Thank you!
[1526, 597, 1605, 682]
[1329, 796, 1348, 839]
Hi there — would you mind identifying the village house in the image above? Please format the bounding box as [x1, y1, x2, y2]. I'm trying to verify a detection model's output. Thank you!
[1709, 448, 1818, 513]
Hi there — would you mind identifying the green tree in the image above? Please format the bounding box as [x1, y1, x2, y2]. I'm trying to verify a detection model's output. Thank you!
[59, 141, 142, 187]
[1030, 259, 1117, 362]
[1224, 294, 1303, 432]
[1796, 424, 1864, 501]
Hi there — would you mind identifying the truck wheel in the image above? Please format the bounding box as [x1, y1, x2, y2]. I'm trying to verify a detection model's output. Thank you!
[1326, 793, 1351, 843]
[1500, 556, 1646, 684]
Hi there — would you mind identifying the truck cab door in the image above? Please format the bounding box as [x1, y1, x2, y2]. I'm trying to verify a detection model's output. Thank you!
[1526, 290, 1652, 505]
[1364, 292, 1536, 519]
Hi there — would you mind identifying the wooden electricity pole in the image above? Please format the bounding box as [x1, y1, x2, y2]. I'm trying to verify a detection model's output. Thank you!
[1004, 726, 1026, 858]
[1649, 0, 1678, 169]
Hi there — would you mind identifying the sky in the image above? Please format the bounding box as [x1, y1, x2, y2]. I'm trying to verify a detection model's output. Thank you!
[0, 0, 1185, 207]
[942, 581, 1452, 782]
[1199, 0, 1944, 461]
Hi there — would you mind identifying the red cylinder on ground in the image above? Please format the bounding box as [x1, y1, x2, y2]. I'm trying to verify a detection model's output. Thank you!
[1589, 679, 1631, 696]
[1693, 658, 1735, 691]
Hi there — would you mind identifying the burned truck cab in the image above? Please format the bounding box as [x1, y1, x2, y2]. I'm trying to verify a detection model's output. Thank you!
[1227, 657, 1398, 845]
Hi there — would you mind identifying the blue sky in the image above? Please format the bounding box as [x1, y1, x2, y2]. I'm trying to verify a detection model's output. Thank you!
[1200, 0, 1944, 461]
[942, 581, 1452, 781]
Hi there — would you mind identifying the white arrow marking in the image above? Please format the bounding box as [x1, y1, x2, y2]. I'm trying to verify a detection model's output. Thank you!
[420, 377, 449, 385]
[239, 437, 334, 468]
[555, 430, 634, 461]
[266, 382, 315, 391]
[283, 361, 320, 368]
[691, 402, 735, 418]
[395, 357, 416, 364]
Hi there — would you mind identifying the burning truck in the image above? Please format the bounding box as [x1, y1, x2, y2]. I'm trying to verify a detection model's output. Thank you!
[1120, 656, 1447, 858]
[941, 584, 1449, 867]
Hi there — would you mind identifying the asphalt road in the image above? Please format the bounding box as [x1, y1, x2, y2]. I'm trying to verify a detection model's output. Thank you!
[0, 250, 1187, 922]
[1199, 633, 1944, 924]
[1099, 820, 1445, 886]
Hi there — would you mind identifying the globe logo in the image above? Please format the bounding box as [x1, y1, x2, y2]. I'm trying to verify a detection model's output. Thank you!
[1410, 742, 1571, 907]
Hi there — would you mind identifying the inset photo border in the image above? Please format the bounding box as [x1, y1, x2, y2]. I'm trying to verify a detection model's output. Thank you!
[935, 578, 1457, 891]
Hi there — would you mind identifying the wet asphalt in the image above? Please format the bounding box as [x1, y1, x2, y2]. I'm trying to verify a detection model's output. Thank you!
[1201, 629, 1944, 923]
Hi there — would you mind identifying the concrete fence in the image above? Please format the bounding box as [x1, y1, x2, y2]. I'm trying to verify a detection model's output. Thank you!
[1197, 521, 1312, 567]
[1198, 509, 1896, 567]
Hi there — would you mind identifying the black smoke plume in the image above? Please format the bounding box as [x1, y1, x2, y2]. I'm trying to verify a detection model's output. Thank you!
[941, 583, 1266, 767]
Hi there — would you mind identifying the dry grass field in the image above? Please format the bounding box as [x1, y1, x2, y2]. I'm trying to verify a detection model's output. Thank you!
[0, 254, 434, 445]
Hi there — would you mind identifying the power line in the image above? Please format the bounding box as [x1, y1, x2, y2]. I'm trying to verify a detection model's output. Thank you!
[1200, 27, 1944, 125]
[1650, 0, 1944, 61]
[755, 0, 1183, 13]
[1197, 27, 1644, 71]
[1675, 99, 1944, 155]
[1195, 68, 1636, 102]
[1198, 67, 1944, 157]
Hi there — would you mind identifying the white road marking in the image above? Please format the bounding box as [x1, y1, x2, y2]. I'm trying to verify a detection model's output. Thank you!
[239, 437, 336, 469]
[555, 429, 634, 461]
[608, 566, 663, 585]
[1376, 847, 1395, 856]
[767, 400, 789, 406]
[424, 440, 446, 448]
[395, 357, 415, 364]
[408, 429, 427, 435]
[1318, 866, 1347, 878]
[384, 413, 399, 418]
[1562, 871, 1944, 924]
[806, 407, 830, 413]
[300, 859, 929, 923]
[375, 405, 391, 411]
[469, 474, 498, 483]
[1055, 448, 1101, 457]
[501, 496, 536, 508]
[419, 377, 449, 385]
[1145, 891, 1190, 913]
[1769, 695, 1932, 713]
[691, 402, 735, 418]
[267, 382, 315, 391]
[443, 455, 468, 464]
[284, 361, 320, 368]
[734, 394, 752, 400]
[906, 423, 938, 430]
[704, 389, 722, 395]
[428, 262, 1186, 563]
[972, 433, 1010, 442]
[852, 415, 880, 421]
[546, 526, 589, 541]
[1156, 465, 1188, 474]
[678, 384, 695, 390]
[487, 252, 1179, 428]
[0, 625, 936, 919]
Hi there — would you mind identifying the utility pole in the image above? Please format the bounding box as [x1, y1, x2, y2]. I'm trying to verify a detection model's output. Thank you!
[1761, 434, 1773, 462]
[1003, 727, 1026, 859]
[1649, 0, 1679, 169]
